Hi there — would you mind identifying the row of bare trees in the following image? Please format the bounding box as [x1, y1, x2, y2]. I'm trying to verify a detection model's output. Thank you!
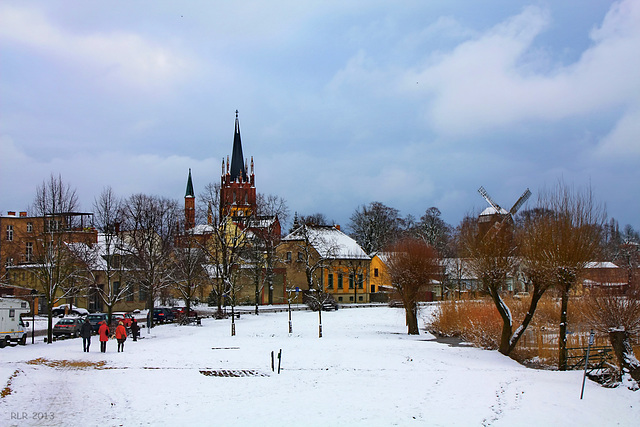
[16, 175, 289, 341]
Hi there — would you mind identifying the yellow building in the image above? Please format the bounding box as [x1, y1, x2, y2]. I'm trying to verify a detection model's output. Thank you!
[278, 223, 371, 303]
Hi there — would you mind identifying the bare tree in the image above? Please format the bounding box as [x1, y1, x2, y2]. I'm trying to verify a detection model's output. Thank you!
[540, 183, 605, 370]
[28, 174, 86, 343]
[80, 187, 129, 325]
[584, 287, 640, 387]
[458, 216, 519, 352]
[348, 202, 402, 254]
[282, 224, 340, 337]
[415, 207, 452, 256]
[386, 237, 440, 335]
[198, 183, 251, 323]
[172, 231, 208, 320]
[120, 194, 178, 328]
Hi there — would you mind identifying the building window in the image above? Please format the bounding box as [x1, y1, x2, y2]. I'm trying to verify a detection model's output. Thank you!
[371, 285, 376, 293]
[126, 284, 134, 302]
[327, 273, 334, 289]
[25, 242, 33, 262]
[374, 268, 379, 277]
[358, 296, 363, 301]
[5, 257, 14, 267]
[139, 285, 147, 302]
[338, 296, 343, 302]
[286, 251, 292, 262]
[349, 273, 354, 289]
[6, 225, 13, 241]
[297, 252, 303, 261]
[358, 274, 363, 289]
[113, 281, 120, 295]
[349, 296, 354, 302]
[27, 222, 33, 232]
[337, 273, 343, 289]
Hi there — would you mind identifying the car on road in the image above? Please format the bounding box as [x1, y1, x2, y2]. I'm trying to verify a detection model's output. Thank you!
[151, 307, 175, 323]
[53, 317, 84, 338]
[86, 313, 108, 334]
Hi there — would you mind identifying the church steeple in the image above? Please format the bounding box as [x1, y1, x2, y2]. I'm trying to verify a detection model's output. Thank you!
[184, 168, 195, 230]
[230, 110, 248, 182]
[185, 168, 194, 198]
[220, 110, 256, 218]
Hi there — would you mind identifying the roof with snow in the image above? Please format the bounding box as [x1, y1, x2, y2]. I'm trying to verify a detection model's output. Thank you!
[282, 225, 369, 260]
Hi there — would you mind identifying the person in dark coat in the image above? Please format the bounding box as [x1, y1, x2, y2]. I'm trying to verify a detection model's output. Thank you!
[98, 321, 110, 353]
[80, 318, 92, 352]
[130, 318, 139, 342]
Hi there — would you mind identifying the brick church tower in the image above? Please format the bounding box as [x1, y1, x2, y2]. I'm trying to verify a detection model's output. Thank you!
[220, 110, 256, 219]
[184, 168, 195, 230]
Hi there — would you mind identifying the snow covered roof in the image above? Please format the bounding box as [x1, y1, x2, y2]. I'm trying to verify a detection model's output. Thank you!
[283, 225, 369, 260]
[585, 261, 619, 269]
[480, 206, 509, 216]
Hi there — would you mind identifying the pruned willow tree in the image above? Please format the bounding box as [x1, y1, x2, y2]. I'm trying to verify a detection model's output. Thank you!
[459, 217, 519, 351]
[386, 237, 440, 335]
[540, 182, 605, 370]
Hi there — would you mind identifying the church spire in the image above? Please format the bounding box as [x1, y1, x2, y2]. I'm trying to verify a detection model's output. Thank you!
[185, 168, 194, 198]
[230, 110, 248, 182]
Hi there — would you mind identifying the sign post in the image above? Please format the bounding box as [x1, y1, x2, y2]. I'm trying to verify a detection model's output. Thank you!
[580, 329, 595, 399]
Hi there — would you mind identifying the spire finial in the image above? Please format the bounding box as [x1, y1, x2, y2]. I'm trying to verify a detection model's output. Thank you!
[236, 109, 238, 119]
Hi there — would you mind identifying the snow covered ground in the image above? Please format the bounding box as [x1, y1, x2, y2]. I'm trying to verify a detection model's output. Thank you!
[1, 306, 637, 426]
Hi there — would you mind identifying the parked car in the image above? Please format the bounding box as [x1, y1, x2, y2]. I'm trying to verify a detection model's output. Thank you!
[51, 304, 89, 317]
[151, 308, 175, 323]
[86, 313, 108, 334]
[112, 312, 133, 328]
[53, 317, 84, 338]
[171, 307, 196, 318]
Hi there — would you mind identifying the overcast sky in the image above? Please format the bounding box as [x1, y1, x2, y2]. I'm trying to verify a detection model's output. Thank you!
[1, 0, 638, 231]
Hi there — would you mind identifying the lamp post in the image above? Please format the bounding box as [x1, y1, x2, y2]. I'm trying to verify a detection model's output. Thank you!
[30, 289, 37, 344]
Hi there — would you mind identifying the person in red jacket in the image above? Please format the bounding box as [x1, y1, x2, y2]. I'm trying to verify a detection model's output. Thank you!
[98, 321, 110, 353]
[115, 321, 127, 352]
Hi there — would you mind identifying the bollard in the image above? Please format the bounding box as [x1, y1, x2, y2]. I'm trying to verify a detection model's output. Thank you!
[278, 349, 282, 374]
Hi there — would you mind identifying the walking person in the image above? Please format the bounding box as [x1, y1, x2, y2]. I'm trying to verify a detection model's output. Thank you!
[98, 321, 110, 353]
[115, 321, 127, 352]
[80, 318, 92, 352]
[131, 318, 139, 342]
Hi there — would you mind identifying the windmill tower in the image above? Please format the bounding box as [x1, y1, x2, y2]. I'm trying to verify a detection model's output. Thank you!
[477, 186, 531, 239]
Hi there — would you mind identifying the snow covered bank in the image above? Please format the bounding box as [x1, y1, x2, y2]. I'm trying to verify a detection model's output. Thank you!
[1, 307, 637, 426]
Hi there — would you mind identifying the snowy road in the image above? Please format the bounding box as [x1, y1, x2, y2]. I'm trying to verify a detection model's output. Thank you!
[1, 307, 637, 426]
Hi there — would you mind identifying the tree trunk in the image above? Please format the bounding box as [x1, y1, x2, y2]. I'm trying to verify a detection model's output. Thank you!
[488, 289, 512, 355]
[609, 329, 640, 384]
[405, 302, 419, 335]
[507, 289, 544, 355]
[558, 289, 569, 370]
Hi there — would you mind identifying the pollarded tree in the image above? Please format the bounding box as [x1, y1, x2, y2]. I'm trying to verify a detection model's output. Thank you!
[584, 287, 640, 388]
[458, 217, 519, 351]
[540, 182, 605, 370]
[386, 237, 440, 335]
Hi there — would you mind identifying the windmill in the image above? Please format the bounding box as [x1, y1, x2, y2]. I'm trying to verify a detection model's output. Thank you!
[477, 186, 531, 239]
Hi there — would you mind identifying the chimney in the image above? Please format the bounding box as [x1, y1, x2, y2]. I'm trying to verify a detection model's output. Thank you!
[19, 212, 27, 217]
[8, 211, 16, 216]
[335, 224, 341, 231]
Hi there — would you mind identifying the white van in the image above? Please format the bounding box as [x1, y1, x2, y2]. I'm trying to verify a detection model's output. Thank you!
[0, 297, 30, 347]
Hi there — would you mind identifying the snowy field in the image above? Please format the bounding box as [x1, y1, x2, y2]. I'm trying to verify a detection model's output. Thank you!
[1, 306, 637, 427]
